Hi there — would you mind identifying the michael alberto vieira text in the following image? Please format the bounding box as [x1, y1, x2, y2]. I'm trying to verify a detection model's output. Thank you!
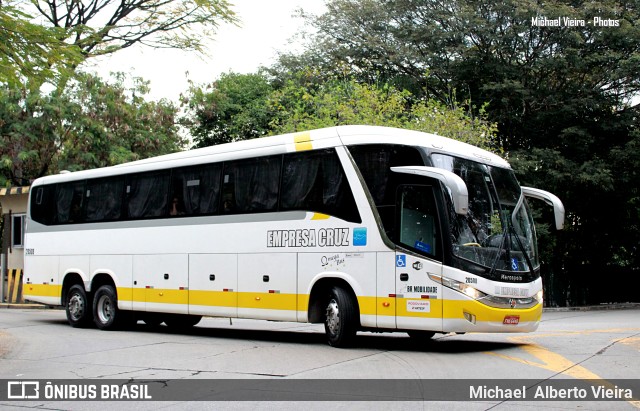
[470, 384, 633, 400]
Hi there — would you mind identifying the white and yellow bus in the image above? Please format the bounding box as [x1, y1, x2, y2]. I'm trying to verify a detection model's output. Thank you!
[23, 125, 564, 347]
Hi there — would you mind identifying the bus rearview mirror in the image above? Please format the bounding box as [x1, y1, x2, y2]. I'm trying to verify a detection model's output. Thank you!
[521, 187, 565, 230]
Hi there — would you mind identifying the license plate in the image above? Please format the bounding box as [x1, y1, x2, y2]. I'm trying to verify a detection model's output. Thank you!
[503, 315, 520, 325]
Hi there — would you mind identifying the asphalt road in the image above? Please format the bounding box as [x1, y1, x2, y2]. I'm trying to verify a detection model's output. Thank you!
[0, 307, 639, 410]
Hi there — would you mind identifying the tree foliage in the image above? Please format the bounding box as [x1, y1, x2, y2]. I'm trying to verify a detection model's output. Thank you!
[0, 73, 184, 186]
[1, 0, 236, 90]
[181, 70, 499, 151]
[182, 72, 274, 147]
[28, 0, 237, 58]
[0, 0, 234, 188]
[0, 2, 82, 88]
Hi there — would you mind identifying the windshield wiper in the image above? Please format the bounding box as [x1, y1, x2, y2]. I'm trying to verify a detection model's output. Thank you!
[487, 182, 533, 276]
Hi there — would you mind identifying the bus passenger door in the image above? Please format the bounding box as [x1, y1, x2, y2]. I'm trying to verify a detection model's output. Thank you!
[238, 253, 297, 321]
[394, 184, 443, 333]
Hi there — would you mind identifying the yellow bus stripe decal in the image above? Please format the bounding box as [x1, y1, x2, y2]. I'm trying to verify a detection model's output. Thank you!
[294, 132, 312, 151]
[31, 284, 541, 321]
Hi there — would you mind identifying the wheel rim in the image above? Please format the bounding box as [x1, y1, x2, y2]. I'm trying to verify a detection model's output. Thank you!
[96, 294, 113, 323]
[68, 293, 84, 321]
[325, 298, 340, 335]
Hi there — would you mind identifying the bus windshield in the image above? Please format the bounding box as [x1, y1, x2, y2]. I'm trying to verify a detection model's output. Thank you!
[432, 154, 539, 274]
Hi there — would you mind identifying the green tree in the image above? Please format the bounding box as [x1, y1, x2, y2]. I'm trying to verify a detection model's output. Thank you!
[181, 69, 499, 151]
[268, 71, 499, 150]
[0, 2, 81, 88]
[182, 72, 274, 147]
[0, 0, 236, 181]
[2, 0, 236, 91]
[0, 73, 184, 186]
[26, 0, 237, 60]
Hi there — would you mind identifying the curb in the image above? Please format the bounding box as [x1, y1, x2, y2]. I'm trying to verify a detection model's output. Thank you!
[543, 303, 640, 312]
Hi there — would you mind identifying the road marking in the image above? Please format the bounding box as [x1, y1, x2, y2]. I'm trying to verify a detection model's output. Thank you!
[620, 337, 640, 351]
[484, 329, 640, 408]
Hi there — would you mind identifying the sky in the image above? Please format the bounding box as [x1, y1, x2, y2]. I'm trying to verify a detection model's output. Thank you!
[86, 1, 327, 102]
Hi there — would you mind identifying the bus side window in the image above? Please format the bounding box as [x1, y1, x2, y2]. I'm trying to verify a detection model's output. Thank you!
[54, 181, 86, 224]
[126, 171, 170, 219]
[349, 144, 424, 234]
[222, 156, 280, 214]
[281, 149, 361, 223]
[85, 177, 125, 222]
[397, 184, 440, 260]
[31, 185, 55, 225]
[171, 163, 222, 216]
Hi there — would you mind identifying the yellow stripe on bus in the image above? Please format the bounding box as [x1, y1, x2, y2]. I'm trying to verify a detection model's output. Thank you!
[443, 299, 542, 323]
[27, 284, 541, 322]
[237, 292, 297, 310]
[294, 132, 313, 151]
[24, 283, 61, 298]
[189, 290, 237, 307]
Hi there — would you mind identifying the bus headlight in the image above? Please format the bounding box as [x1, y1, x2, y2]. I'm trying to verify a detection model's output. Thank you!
[462, 285, 484, 299]
[534, 290, 543, 304]
[429, 273, 487, 300]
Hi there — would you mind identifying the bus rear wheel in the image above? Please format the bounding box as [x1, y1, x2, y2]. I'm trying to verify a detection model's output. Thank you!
[66, 284, 92, 328]
[93, 285, 129, 330]
[324, 286, 357, 348]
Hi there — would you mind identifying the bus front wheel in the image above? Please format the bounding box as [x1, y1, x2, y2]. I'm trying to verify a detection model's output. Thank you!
[324, 286, 357, 348]
[93, 285, 128, 330]
[66, 284, 92, 328]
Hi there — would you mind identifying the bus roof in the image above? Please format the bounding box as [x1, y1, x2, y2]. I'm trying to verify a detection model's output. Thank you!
[32, 125, 509, 186]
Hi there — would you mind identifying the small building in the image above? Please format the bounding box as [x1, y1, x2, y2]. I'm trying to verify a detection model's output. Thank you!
[0, 186, 30, 303]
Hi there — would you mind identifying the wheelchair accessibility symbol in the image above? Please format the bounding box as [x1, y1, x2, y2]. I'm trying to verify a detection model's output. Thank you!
[396, 255, 406, 267]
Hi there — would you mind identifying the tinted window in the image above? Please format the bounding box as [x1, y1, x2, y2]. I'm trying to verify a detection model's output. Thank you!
[30, 185, 55, 225]
[281, 149, 360, 223]
[55, 181, 85, 224]
[349, 144, 424, 231]
[222, 156, 281, 214]
[170, 163, 222, 216]
[85, 177, 124, 222]
[349, 144, 424, 205]
[126, 171, 170, 219]
[398, 185, 440, 260]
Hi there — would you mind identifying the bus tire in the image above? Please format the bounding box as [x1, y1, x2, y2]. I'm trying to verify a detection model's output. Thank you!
[164, 314, 202, 330]
[93, 285, 126, 330]
[66, 284, 92, 328]
[324, 286, 357, 348]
